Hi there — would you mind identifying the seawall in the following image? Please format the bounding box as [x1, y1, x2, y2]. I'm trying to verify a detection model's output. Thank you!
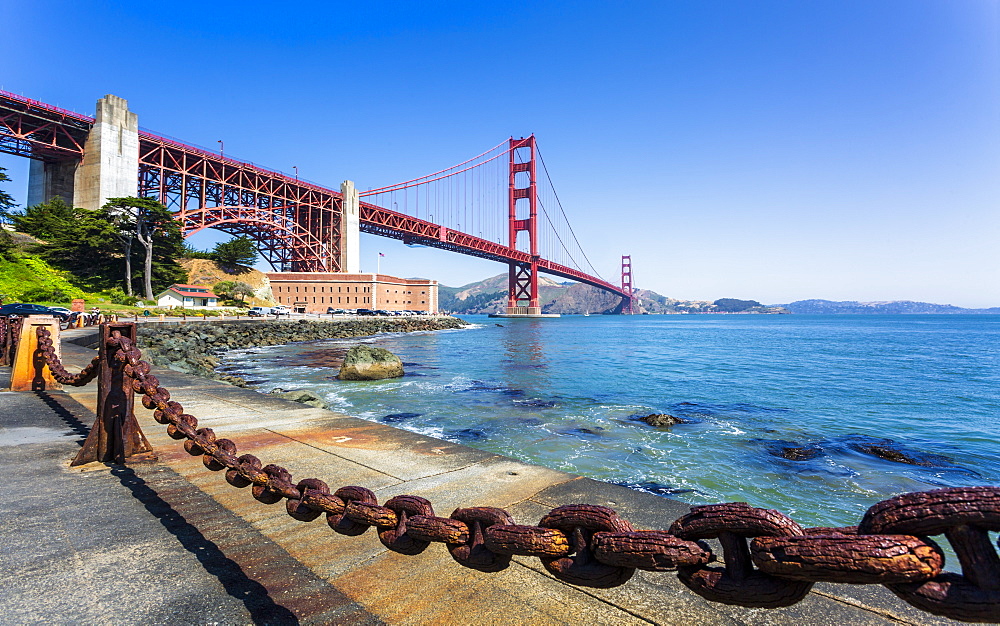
[134, 317, 468, 383]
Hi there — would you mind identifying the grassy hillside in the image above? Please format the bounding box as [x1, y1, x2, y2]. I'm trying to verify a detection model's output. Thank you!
[0, 254, 88, 302]
[0, 252, 228, 315]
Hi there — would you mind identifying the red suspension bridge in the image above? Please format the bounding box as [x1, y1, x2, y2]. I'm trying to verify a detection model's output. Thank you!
[0, 91, 635, 314]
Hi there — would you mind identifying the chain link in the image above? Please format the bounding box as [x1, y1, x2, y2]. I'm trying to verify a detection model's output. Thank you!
[35, 327, 101, 386]
[448, 507, 515, 572]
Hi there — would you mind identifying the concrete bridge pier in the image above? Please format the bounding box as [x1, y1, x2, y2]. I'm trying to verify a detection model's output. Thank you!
[74, 94, 138, 211]
[26, 94, 138, 211]
[339, 180, 360, 273]
[26, 159, 78, 207]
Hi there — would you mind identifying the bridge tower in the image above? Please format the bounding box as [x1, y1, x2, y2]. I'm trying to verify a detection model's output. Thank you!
[621, 255, 635, 314]
[505, 136, 542, 316]
[27, 94, 139, 211]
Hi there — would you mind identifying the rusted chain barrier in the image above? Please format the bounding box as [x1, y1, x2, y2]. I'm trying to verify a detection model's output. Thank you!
[35, 327, 101, 386]
[0, 316, 24, 366]
[35, 325, 1000, 623]
[33, 323, 153, 465]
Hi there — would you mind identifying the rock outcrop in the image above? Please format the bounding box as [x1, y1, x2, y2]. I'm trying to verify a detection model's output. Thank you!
[338, 345, 404, 380]
[775, 446, 822, 461]
[854, 443, 932, 466]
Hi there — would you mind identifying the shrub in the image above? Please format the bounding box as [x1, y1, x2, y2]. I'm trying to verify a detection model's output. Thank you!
[107, 287, 139, 306]
[21, 286, 69, 302]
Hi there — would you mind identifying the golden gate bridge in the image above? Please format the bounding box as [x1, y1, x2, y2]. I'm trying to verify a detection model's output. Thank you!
[0, 91, 635, 315]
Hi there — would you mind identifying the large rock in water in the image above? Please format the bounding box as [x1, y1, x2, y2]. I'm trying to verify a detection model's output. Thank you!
[639, 413, 684, 427]
[338, 345, 404, 380]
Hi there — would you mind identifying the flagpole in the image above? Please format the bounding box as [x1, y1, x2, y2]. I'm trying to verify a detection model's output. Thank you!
[373, 253, 381, 312]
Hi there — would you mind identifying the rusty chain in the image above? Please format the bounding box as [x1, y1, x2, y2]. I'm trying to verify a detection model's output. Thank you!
[0, 316, 23, 366]
[35, 327, 102, 386]
[35, 326, 1000, 623]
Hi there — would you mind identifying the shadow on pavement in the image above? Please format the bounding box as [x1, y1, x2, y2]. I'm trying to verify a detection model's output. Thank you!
[30, 391, 298, 624]
[111, 465, 300, 625]
[35, 391, 91, 442]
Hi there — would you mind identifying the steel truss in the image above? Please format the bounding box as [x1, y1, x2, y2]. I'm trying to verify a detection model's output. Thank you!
[137, 135, 342, 271]
[0, 91, 90, 161]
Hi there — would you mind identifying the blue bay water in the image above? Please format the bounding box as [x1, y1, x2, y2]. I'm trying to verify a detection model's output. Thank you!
[218, 314, 1000, 528]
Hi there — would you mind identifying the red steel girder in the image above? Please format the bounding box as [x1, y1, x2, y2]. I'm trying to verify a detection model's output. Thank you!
[0, 90, 91, 160]
[137, 134, 342, 272]
[360, 200, 626, 297]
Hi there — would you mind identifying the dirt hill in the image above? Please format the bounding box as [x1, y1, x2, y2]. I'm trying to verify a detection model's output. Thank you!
[179, 258, 275, 306]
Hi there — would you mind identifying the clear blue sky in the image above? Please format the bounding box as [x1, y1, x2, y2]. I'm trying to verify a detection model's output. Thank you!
[3, 1, 998, 307]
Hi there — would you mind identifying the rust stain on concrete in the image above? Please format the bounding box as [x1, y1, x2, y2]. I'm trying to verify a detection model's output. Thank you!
[288, 426, 390, 451]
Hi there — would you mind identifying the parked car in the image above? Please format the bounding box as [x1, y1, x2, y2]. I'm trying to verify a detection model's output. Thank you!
[0, 303, 71, 321]
[271, 305, 291, 316]
[326, 307, 348, 315]
[247, 306, 271, 317]
[355, 308, 377, 316]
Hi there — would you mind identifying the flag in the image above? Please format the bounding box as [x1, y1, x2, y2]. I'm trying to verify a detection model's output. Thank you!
[379, 253, 385, 257]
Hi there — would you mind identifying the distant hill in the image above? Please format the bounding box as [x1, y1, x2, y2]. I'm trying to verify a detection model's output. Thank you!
[775, 299, 1000, 314]
[439, 274, 786, 315]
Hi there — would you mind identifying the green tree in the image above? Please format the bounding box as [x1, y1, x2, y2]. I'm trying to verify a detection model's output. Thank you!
[0, 165, 16, 223]
[213, 280, 236, 299]
[23, 199, 124, 290]
[12, 195, 77, 240]
[0, 230, 15, 261]
[181, 242, 214, 259]
[102, 197, 186, 300]
[146, 208, 188, 296]
[212, 235, 258, 266]
[13, 196, 186, 296]
[231, 281, 254, 303]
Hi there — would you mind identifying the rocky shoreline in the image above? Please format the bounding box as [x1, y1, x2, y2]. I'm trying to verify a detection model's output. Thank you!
[136, 317, 468, 386]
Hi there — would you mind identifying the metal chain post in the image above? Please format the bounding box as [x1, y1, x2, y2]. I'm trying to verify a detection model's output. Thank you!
[68, 323, 154, 465]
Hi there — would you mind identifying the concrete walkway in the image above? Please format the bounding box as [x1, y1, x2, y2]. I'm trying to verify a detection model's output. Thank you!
[0, 327, 964, 625]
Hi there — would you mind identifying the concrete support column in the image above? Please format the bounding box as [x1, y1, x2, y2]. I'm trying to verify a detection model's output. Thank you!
[73, 95, 139, 211]
[340, 180, 360, 273]
[27, 159, 79, 207]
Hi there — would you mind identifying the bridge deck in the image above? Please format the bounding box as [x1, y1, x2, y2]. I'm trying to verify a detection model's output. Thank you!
[0, 328, 951, 624]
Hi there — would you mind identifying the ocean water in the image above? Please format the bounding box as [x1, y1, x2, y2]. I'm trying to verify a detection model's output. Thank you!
[217, 314, 1000, 528]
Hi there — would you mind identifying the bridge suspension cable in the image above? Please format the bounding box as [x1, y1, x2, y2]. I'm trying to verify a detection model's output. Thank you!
[359, 140, 512, 250]
[359, 137, 609, 285]
[534, 144, 608, 283]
